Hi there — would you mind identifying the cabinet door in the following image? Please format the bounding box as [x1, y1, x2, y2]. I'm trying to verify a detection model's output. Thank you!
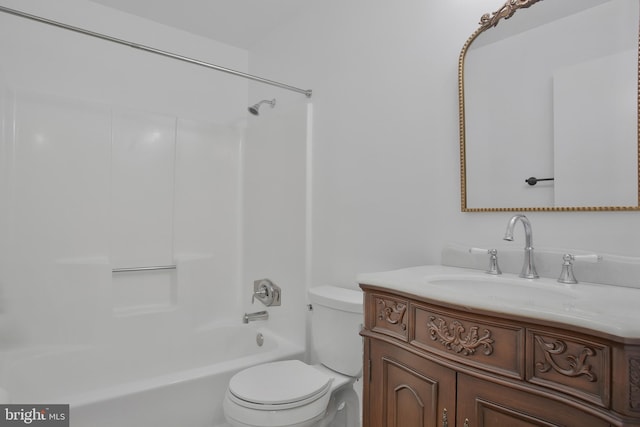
[457, 373, 609, 427]
[367, 339, 456, 427]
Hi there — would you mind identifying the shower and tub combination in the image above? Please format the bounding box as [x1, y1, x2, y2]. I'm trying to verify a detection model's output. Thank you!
[0, 4, 322, 427]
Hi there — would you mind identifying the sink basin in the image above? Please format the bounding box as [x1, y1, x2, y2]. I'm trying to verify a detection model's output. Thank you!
[427, 274, 576, 297]
[426, 272, 595, 317]
[427, 273, 541, 287]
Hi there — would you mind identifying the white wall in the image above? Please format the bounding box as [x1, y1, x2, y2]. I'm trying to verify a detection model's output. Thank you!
[0, 0, 248, 123]
[248, 0, 640, 291]
[554, 49, 637, 207]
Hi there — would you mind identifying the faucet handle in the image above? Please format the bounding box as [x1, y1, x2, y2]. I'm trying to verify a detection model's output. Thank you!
[558, 254, 578, 284]
[251, 287, 268, 304]
[252, 279, 282, 307]
[557, 253, 602, 284]
[572, 254, 602, 263]
[469, 247, 502, 275]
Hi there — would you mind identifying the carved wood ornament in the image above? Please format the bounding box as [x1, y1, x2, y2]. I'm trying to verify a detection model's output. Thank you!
[427, 316, 494, 356]
[377, 299, 407, 329]
[534, 336, 597, 382]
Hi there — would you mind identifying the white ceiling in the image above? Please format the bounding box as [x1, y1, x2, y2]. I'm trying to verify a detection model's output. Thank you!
[88, 0, 311, 49]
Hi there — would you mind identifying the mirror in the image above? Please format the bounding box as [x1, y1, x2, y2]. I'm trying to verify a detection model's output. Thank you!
[459, 0, 640, 211]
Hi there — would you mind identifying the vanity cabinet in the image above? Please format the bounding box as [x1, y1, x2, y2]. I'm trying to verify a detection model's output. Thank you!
[361, 287, 640, 427]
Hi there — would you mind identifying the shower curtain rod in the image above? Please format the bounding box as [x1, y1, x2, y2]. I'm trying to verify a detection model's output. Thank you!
[0, 5, 313, 98]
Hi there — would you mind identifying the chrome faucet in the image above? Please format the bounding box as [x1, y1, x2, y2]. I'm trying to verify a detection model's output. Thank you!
[243, 310, 269, 324]
[503, 214, 539, 279]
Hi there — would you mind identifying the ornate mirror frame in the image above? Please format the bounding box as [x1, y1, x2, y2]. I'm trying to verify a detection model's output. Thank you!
[458, 0, 640, 212]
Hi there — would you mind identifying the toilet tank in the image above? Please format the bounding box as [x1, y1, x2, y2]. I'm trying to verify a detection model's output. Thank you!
[308, 286, 363, 377]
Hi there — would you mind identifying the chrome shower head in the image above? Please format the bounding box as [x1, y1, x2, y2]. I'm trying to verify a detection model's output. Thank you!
[248, 98, 276, 116]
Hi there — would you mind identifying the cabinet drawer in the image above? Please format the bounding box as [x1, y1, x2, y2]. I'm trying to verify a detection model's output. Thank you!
[527, 329, 611, 408]
[368, 293, 409, 341]
[412, 304, 525, 378]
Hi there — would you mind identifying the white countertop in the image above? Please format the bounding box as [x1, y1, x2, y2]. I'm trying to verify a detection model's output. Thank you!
[357, 265, 640, 340]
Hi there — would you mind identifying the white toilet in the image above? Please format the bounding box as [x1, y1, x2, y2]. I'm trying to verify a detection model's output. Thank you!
[223, 286, 363, 427]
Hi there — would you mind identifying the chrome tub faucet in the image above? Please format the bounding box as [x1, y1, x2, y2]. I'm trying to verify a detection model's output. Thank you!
[243, 310, 269, 324]
[503, 214, 539, 279]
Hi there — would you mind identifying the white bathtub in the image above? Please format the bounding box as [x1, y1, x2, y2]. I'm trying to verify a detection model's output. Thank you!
[0, 323, 304, 427]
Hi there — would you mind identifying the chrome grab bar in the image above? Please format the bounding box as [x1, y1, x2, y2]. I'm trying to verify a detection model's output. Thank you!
[112, 265, 176, 273]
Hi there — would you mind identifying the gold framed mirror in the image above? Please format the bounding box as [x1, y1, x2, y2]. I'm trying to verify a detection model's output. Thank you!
[459, 0, 640, 212]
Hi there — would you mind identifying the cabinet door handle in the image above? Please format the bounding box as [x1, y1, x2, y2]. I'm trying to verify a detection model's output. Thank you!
[464, 419, 470, 427]
[442, 408, 448, 427]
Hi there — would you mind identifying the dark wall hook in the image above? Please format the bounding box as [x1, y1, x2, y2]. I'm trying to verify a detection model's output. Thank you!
[525, 176, 554, 186]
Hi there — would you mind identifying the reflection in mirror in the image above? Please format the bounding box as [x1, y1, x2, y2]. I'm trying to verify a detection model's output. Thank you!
[459, 0, 640, 211]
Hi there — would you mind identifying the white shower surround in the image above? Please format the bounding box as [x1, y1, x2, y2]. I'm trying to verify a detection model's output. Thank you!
[0, 1, 311, 424]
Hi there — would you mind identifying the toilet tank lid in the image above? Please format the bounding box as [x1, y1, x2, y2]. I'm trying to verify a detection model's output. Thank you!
[308, 286, 363, 314]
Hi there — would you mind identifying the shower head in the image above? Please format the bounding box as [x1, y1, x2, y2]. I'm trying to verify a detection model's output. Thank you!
[248, 98, 276, 116]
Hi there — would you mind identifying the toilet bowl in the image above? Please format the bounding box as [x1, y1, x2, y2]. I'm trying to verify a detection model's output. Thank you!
[223, 286, 363, 427]
[223, 360, 352, 427]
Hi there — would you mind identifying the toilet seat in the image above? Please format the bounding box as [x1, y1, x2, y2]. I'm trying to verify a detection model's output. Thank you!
[228, 360, 333, 410]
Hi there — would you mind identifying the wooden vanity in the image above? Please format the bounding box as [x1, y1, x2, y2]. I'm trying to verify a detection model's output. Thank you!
[359, 280, 640, 426]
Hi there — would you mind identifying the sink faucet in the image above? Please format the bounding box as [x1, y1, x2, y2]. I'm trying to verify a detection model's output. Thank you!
[503, 214, 539, 279]
[243, 310, 269, 324]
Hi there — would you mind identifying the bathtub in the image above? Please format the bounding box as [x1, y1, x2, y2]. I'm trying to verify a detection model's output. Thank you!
[0, 323, 304, 427]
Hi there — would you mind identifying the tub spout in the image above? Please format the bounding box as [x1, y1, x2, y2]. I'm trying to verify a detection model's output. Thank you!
[243, 310, 269, 324]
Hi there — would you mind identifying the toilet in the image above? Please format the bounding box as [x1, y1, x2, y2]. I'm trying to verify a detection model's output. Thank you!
[223, 286, 363, 427]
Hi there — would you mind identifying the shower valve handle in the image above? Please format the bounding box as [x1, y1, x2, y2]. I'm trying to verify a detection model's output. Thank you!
[252, 279, 281, 307]
[252, 287, 267, 303]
